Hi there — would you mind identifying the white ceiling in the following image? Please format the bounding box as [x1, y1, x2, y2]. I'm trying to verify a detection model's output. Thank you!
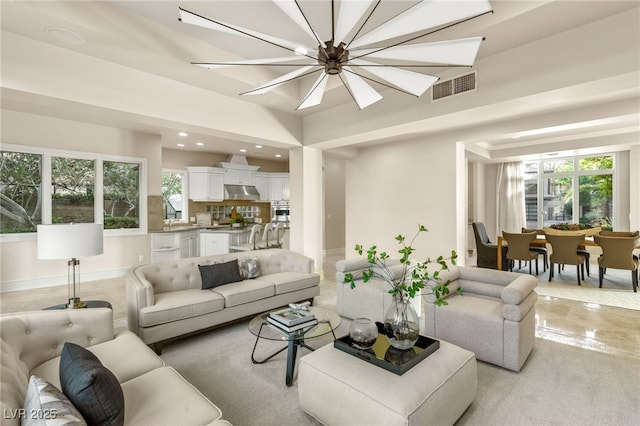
[1, 0, 638, 161]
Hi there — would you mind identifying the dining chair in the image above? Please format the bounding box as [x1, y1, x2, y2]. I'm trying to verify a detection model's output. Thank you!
[545, 233, 587, 285]
[593, 234, 640, 292]
[521, 227, 549, 272]
[502, 231, 539, 275]
[598, 230, 639, 237]
[472, 222, 509, 270]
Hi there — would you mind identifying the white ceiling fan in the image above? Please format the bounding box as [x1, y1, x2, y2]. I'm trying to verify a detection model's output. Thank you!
[179, 0, 492, 110]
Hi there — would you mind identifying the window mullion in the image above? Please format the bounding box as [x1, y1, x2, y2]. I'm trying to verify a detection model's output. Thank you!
[41, 153, 52, 224]
[95, 160, 104, 224]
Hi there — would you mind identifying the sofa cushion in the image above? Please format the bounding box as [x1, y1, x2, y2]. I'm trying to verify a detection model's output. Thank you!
[59, 343, 124, 426]
[139, 289, 225, 327]
[239, 256, 260, 279]
[199, 260, 243, 289]
[23, 375, 87, 426]
[211, 279, 275, 307]
[120, 367, 222, 425]
[32, 332, 165, 389]
[260, 271, 320, 295]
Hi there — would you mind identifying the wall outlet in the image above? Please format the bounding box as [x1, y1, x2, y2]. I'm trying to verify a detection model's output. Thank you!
[138, 255, 144, 262]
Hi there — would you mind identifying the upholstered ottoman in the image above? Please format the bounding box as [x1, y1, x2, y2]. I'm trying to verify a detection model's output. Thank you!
[298, 340, 477, 426]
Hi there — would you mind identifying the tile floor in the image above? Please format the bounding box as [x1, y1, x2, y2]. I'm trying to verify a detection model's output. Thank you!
[2, 255, 638, 361]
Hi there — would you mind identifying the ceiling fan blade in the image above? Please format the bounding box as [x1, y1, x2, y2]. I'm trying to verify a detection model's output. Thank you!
[350, 59, 438, 97]
[297, 73, 330, 110]
[340, 67, 383, 109]
[334, 0, 378, 46]
[349, 0, 492, 49]
[273, 0, 323, 47]
[193, 56, 313, 69]
[241, 66, 321, 95]
[353, 37, 484, 66]
[179, 7, 312, 54]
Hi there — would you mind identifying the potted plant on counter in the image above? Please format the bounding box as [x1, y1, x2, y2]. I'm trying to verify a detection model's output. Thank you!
[230, 214, 246, 228]
[344, 224, 459, 350]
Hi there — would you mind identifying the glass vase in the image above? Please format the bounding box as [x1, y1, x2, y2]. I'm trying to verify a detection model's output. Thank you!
[383, 293, 420, 350]
[349, 318, 378, 349]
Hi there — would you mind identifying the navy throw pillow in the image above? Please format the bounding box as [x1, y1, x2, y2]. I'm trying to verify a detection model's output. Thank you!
[59, 342, 124, 426]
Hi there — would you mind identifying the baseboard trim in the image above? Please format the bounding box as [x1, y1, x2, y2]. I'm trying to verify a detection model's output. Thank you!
[0, 268, 129, 293]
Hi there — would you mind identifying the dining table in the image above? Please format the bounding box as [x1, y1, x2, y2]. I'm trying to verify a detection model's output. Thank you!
[496, 227, 602, 271]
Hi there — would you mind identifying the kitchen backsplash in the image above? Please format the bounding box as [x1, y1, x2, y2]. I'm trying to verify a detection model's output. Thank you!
[188, 199, 271, 224]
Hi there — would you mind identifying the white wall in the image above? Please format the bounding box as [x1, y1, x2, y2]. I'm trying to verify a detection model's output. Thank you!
[345, 136, 460, 264]
[0, 109, 160, 291]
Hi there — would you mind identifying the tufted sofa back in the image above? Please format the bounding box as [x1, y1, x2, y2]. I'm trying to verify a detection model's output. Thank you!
[0, 309, 114, 421]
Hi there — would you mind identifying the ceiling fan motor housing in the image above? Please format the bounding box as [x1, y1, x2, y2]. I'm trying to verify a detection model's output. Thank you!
[319, 41, 348, 75]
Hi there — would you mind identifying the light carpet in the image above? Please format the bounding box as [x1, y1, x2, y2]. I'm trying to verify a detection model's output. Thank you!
[160, 318, 640, 426]
[527, 265, 640, 311]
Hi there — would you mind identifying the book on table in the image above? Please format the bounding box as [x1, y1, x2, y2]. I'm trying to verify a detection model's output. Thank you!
[266, 315, 318, 333]
[268, 307, 315, 327]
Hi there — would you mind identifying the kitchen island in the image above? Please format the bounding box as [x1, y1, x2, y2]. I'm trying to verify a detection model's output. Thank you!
[150, 225, 252, 262]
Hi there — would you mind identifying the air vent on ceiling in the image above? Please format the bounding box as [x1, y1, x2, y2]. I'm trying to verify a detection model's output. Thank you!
[432, 71, 477, 101]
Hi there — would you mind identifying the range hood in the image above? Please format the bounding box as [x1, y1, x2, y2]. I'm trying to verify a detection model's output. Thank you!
[224, 184, 260, 201]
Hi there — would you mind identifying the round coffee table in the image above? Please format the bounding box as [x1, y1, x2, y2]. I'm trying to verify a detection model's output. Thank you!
[248, 305, 341, 386]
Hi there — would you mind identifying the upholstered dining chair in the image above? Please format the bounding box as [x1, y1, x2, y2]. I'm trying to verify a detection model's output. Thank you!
[522, 227, 549, 272]
[545, 233, 588, 285]
[472, 222, 509, 270]
[229, 224, 262, 252]
[502, 231, 539, 275]
[593, 233, 640, 292]
[599, 230, 640, 237]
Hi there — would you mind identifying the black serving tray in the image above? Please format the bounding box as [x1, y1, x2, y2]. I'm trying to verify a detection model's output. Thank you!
[334, 333, 440, 376]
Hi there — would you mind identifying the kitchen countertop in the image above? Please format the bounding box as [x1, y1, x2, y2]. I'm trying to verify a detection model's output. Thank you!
[153, 224, 252, 233]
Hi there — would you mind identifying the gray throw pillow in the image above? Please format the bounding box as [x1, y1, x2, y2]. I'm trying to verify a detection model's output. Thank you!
[59, 343, 124, 426]
[199, 259, 243, 289]
[23, 375, 87, 426]
[239, 257, 260, 279]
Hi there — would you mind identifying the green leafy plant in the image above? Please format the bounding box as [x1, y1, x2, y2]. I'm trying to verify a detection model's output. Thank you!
[344, 224, 460, 306]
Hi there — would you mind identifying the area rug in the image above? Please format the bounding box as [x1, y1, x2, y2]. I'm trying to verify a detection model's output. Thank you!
[160, 319, 640, 426]
[531, 266, 640, 311]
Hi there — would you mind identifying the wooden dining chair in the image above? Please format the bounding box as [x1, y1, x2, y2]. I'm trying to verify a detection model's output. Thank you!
[502, 231, 539, 275]
[545, 233, 588, 285]
[593, 234, 640, 292]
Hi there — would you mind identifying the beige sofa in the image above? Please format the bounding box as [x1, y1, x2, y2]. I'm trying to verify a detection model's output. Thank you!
[126, 249, 320, 347]
[0, 308, 230, 426]
[423, 266, 538, 372]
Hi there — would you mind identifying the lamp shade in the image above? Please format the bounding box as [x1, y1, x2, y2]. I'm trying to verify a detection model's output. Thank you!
[37, 223, 104, 260]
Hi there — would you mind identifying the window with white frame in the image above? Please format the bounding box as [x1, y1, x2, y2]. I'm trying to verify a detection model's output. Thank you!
[0, 145, 145, 235]
[524, 154, 614, 229]
[161, 169, 188, 222]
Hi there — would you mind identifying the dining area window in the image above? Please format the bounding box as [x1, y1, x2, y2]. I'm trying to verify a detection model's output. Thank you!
[524, 155, 614, 229]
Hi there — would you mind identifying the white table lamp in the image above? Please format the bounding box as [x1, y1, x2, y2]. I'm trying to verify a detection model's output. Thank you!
[37, 223, 104, 309]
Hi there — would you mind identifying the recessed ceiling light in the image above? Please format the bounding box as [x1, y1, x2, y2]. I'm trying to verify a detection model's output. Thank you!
[177, 143, 185, 147]
[179, 132, 188, 137]
[196, 142, 204, 146]
[240, 149, 247, 153]
[256, 145, 263, 149]
[275, 154, 282, 158]
[46, 27, 84, 45]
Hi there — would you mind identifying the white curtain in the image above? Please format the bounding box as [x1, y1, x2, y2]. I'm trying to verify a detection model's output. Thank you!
[497, 162, 526, 233]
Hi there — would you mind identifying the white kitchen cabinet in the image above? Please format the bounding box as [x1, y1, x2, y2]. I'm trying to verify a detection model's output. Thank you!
[254, 173, 271, 201]
[187, 167, 225, 201]
[224, 168, 254, 186]
[269, 173, 290, 201]
[200, 233, 230, 256]
[180, 230, 199, 258]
